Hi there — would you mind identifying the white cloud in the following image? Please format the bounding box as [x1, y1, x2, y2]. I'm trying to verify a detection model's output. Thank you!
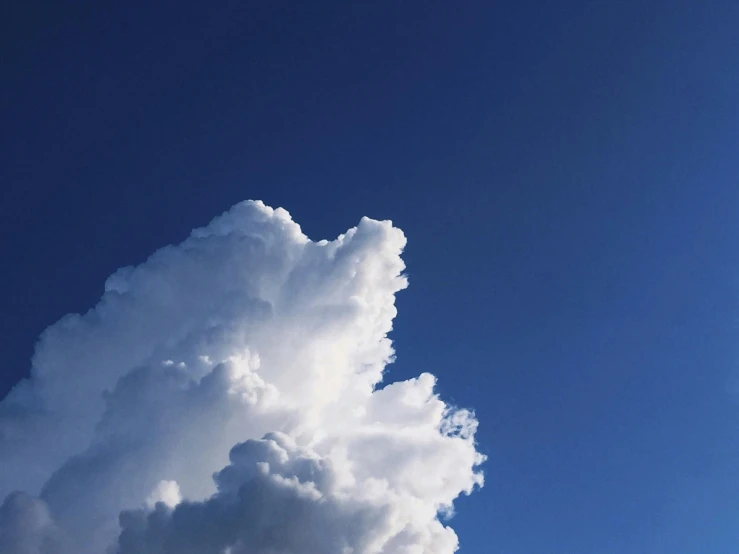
[0, 200, 484, 553]
[145, 481, 181, 509]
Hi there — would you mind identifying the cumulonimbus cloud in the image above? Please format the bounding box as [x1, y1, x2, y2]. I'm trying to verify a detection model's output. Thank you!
[0, 200, 484, 553]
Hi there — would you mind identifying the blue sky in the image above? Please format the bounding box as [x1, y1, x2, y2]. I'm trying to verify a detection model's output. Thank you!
[2, 1, 739, 552]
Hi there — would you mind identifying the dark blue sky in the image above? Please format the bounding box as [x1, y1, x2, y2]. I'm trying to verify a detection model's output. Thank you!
[3, 1, 739, 552]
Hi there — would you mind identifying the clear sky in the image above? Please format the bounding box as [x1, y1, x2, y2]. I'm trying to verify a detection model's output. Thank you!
[2, 1, 739, 552]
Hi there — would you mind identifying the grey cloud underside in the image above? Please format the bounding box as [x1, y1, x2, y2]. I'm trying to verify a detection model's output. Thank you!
[0, 201, 484, 553]
[118, 434, 404, 554]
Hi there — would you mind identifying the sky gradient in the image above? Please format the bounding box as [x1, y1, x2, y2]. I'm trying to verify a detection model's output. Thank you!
[3, 1, 739, 552]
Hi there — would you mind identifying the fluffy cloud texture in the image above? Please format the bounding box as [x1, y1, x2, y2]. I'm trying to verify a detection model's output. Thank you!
[0, 201, 484, 553]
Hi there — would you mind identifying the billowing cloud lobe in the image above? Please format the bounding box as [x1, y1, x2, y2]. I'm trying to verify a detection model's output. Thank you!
[0, 201, 484, 553]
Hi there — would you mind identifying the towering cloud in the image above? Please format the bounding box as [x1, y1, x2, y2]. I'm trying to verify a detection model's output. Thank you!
[0, 201, 484, 553]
